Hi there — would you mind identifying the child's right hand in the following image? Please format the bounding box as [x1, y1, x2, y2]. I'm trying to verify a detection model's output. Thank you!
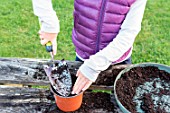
[38, 31, 58, 55]
[72, 70, 93, 94]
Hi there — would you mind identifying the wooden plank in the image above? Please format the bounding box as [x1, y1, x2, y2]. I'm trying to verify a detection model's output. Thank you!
[0, 57, 83, 69]
[0, 58, 133, 87]
[89, 85, 113, 91]
[0, 86, 56, 113]
[0, 58, 82, 86]
[0, 86, 123, 113]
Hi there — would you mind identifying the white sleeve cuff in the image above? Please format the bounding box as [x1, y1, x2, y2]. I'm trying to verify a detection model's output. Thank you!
[79, 63, 100, 82]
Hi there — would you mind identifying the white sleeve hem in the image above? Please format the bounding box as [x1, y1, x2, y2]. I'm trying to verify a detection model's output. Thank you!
[79, 63, 100, 82]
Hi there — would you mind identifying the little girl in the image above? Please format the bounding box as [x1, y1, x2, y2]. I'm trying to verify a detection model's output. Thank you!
[32, 0, 147, 94]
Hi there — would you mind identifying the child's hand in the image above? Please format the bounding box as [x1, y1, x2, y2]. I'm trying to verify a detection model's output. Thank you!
[39, 31, 58, 55]
[72, 70, 93, 94]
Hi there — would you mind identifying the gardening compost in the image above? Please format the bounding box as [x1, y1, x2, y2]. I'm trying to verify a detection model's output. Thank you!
[116, 66, 170, 113]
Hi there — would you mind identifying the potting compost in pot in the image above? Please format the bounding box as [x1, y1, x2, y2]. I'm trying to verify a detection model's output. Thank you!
[115, 64, 170, 113]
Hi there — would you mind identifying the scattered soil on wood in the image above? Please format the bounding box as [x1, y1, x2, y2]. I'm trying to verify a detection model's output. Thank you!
[116, 66, 170, 113]
[95, 66, 123, 86]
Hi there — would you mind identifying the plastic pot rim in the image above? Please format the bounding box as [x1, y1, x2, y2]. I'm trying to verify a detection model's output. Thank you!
[50, 85, 83, 98]
[113, 62, 170, 113]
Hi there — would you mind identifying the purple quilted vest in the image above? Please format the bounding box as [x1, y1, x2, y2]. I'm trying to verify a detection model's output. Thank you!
[72, 0, 136, 59]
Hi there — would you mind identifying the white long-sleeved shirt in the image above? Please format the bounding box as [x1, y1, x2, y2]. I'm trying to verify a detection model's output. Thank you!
[32, 0, 147, 82]
[32, 0, 60, 33]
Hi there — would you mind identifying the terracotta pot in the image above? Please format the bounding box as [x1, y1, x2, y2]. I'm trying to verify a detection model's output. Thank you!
[50, 85, 83, 112]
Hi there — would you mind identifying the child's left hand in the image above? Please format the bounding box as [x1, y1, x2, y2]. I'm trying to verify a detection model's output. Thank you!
[72, 70, 93, 94]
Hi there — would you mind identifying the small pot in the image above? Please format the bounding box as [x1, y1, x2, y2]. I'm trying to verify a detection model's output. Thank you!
[50, 85, 83, 112]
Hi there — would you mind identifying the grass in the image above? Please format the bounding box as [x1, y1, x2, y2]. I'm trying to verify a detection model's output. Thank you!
[0, 0, 169, 65]
[132, 0, 170, 65]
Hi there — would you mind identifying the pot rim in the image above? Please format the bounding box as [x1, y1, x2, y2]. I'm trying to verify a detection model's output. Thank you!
[50, 85, 83, 98]
[113, 62, 170, 113]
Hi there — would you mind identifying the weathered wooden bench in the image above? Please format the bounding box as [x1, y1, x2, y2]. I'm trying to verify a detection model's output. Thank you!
[0, 58, 132, 113]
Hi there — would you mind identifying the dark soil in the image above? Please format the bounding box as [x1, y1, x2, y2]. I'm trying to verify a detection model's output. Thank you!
[95, 66, 123, 86]
[116, 66, 170, 113]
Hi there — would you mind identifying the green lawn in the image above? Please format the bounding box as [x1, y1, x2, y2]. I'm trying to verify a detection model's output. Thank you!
[0, 0, 169, 65]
